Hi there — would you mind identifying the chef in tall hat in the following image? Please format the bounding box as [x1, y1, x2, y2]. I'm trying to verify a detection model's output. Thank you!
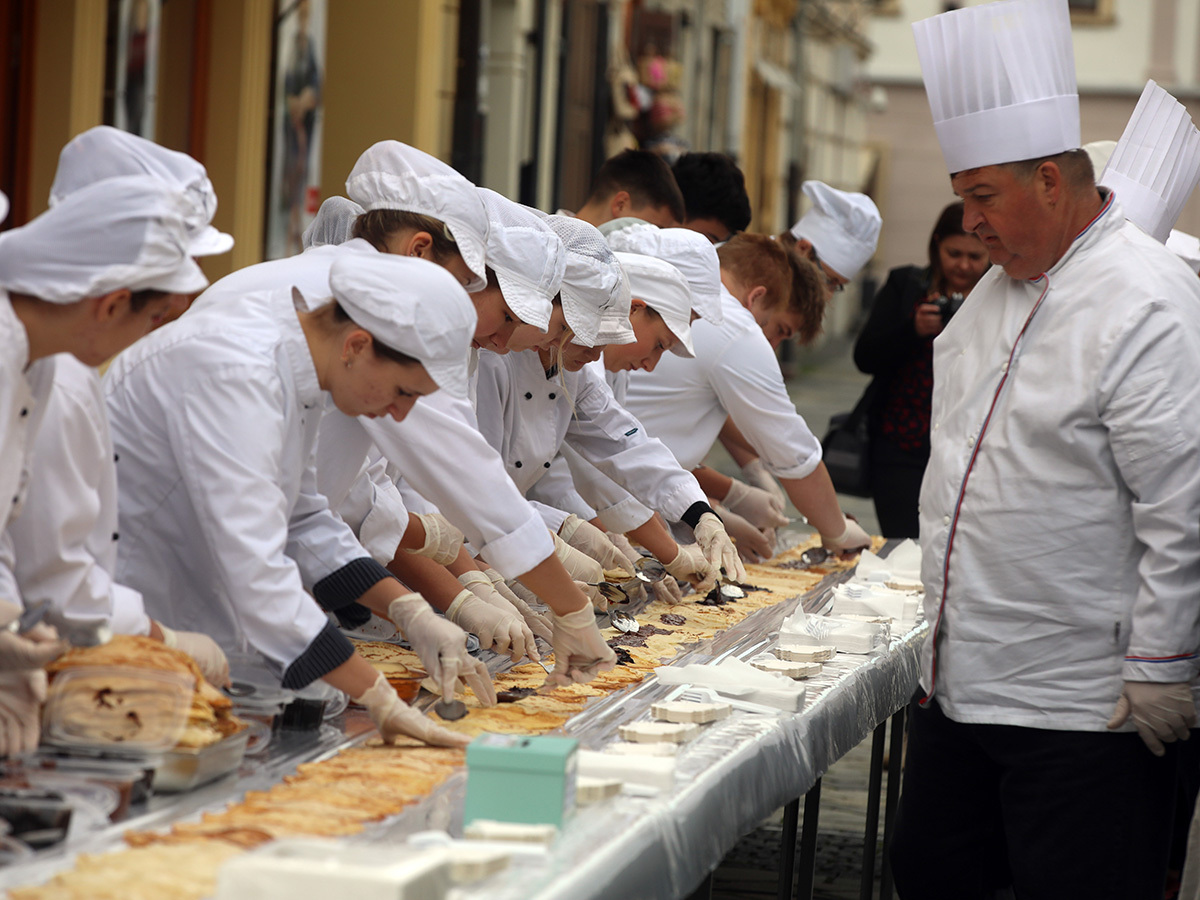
[785, 181, 881, 293]
[892, 2, 1200, 897]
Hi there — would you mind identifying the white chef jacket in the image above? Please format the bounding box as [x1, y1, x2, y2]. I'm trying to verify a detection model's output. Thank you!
[474, 349, 706, 523]
[624, 288, 823, 478]
[195, 244, 555, 578]
[8, 355, 150, 635]
[919, 192, 1200, 731]
[104, 288, 372, 685]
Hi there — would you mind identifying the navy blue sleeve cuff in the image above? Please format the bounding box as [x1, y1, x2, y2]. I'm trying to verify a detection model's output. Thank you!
[681, 501, 716, 530]
[312, 557, 394, 610]
[281, 620, 356, 689]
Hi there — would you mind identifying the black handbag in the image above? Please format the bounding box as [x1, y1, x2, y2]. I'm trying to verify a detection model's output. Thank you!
[821, 380, 878, 498]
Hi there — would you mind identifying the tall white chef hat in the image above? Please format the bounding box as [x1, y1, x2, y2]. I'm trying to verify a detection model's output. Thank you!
[49, 125, 233, 257]
[325, 253, 476, 400]
[606, 223, 724, 325]
[303, 196, 365, 249]
[1083, 140, 1117, 179]
[788, 182, 882, 281]
[0, 190, 8, 226]
[913, 0, 1080, 174]
[1099, 80, 1200, 244]
[613, 251, 695, 358]
[345, 141, 489, 293]
[477, 188, 563, 333]
[0, 175, 208, 303]
[1166, 229, 1200, 274]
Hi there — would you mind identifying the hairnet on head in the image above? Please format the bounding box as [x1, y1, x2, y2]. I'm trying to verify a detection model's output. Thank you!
[49, 125, 233, 257]
[613, 252, 694, 357]
[0, 175, 208, 303]
[477, 188, 562, 332]
[303, 196, 366, 249]
[607, 223, 723, 325]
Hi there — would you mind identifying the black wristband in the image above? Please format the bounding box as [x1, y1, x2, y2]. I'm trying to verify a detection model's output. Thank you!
[281, 620, 356, 689]
[312, 557, 395, 610]
[681, 501, 716, 530]
[334, 602, 373, 629]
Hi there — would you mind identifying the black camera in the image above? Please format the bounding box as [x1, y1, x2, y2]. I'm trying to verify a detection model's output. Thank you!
[931, 292, 966, 323]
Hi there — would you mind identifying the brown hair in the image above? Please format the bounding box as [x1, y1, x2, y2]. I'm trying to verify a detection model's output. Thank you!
[326, 301, 421, 367]
[783, 248, 826, 345]
[926, 201, 987, 294]
[351, 209, 462, 262]
[128, 289, 169, 312]
[717, 233, 792, 310]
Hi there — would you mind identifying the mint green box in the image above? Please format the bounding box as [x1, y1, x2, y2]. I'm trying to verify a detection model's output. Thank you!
[463, 733, 578, 828]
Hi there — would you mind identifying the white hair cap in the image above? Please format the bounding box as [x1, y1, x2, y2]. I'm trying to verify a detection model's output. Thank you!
[613, 251, 695, 358]
[322, 253, 476, 400]
[1167, 229, 1200, 275]
[345, 141, 489, 293]
[303, 196, 365, 249]
[606, 222, 723, 325]
[789, 182, 881, 281]
[0, 175, 208, 303]
[478, 188, 562, 332]
[49, 125, 233, 257]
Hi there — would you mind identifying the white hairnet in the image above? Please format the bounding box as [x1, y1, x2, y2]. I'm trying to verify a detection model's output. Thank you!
[303, 196, 365, 249]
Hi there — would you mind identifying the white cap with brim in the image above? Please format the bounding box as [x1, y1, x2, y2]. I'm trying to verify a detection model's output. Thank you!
[0, 190, 8, 226]
[606, 223, 724, 325]
[914, 0, 1080, 175]
[303, 196, 365, 250]
[1167, 229, 1200, 274]
[789, 181, 882, 281]
[613, 251, 695, 358]
[1099, 80, 1200, 244]
[0, 175, 208, 303]
[345, 141, 489, 293]
[594, 261, 637, 346]
[49, 125, 233, 257]
[478, 188, 561, 332]
[325, 253, 476, 401]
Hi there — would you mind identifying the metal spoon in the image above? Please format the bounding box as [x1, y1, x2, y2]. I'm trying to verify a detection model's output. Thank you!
[800, 547, 833, 567]
[608, 609, 640, 633]
[4, 601, 49, 635]
[433, 698, 468, 721]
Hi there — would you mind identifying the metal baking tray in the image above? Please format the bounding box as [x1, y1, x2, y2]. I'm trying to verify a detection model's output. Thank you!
[152, 728, 255, 794]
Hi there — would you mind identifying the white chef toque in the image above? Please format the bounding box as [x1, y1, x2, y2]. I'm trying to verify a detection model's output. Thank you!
[613, 251, 695, 358]
[0, 190, 7, 226]
[606, 223, 724, 325]
[323, 253, 476, 400]
[477, 188, 563, 332]
[788, 182, 882, 281]
[303, 196, 365, 249]
[1099, 80, 1200, 244]
[0, 175, 208, 303]
[913, 0, 1080, 175]
[345, 141, 489, 293]
[1083, 140, 1117, 180]
[49, 125, 233, 257]
[1166, 229, 1200, 274]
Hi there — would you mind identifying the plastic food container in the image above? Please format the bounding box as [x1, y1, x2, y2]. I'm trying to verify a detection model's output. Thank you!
[153, 724, 262, 793]
[28, 754, 154, 820]
[0, 788, 73, 849]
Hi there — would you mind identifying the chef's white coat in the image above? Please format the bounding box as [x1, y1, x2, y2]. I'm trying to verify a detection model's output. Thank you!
[919, 193, 1200, 731]
[104, 288, 372, 686]
[624, 288, 823, 479]
[194, 243, 555, 578]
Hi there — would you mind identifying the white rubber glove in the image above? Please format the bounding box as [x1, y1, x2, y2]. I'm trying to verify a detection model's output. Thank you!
[662, 543, 717, 593]
[546, 605, 617, 687]
[742, 458, 787, 509]
[0, 622, 66, 672]
[485, 569, 554, 644]
[404, 513, 465, 566]
[650, 574, 684, 604]
[1107, 681, 1197, 757]
[606, 532, 642, 571]
[576, 580, 608, 613]
[559, 515, 633, 576]
[693, 512, 747, 583]
[0, 668, 47, 758]
[715, 505, 774, 564]
[552, 531, 604, 585]
[723, 478, 789, 531]
[387, 594, 497, 706]
[159, 623, 230, 687]
[821, 516, 871, 554]
[353, 672, 470, 748]
[447, 583, 538, 663]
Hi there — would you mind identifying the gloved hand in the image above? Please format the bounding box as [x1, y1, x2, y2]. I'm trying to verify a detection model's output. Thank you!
[552, 531, 604, 585]
[559, 515, 632, 577]
[606, 532, 642, 571]
[662, 543, 717, 593]
[353, 672, 470, 748]
[485, 569, 554, 643]
[693, 512, 748, 583]
[723, 478, 789, 531]
[546, 605, 617, 687]
[0, 622, 67, 672]
[650, 574, 684, 604]
[447, 582, 538, 663]
[404, 513, 465, 566]
[715, 505, 774, 564]
[1107, 681, 1197, 756]
[0, 668, 47, 758]
[159, 623, 230, 687]
[821, 516, 871, 554]
[387, 594, 497, 706]
[576, 580, 609, 613]
[741, 458, 787, 509]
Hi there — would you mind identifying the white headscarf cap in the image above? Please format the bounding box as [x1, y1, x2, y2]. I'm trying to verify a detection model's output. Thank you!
[613, 251, 695, 358]
[478, 188, 562, 332]
[788, 182, 882, 280]
[303, 196, 365, 249]
[606, 223, 724, 325]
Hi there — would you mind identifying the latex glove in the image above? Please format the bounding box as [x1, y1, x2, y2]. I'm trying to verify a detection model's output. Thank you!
[160, 624, 230, 687]
[723, 478, 789, 531]
[1107, 681, 1197, 757]
[0, 668, 47, 758]
[576, 580, 608, 613]
[546, 605, 617, 687]
[552, 531, 604, 585]
[650, 574, 684, 604]
[693, 512, 747, 583]
[716, 505, 774, 564]
[559, 515, 633, 577]
[606, 532, 642, 571]
[485, 569, 553, 644]
[742, 458, 787, 509]
[663, 543, 717, 593]
[447, 584, 538, 663]
[387, 594, 497, 706]
[404, 513, 465, 566]
[354, 672, 470, 748]
[821, 516, 871, 554]
[0, 622, 67, 672]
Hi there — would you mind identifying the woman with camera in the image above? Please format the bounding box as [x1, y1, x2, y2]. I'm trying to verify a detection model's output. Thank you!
[852, 201, 989, 537]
